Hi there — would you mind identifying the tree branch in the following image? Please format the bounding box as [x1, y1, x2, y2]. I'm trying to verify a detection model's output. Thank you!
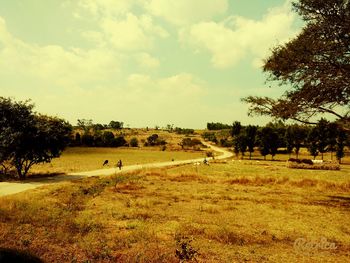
[317, 106, 345, 119]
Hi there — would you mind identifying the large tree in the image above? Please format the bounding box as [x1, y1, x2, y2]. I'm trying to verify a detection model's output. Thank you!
[0, 97, 72, 180]
[243, 0, 350, 128]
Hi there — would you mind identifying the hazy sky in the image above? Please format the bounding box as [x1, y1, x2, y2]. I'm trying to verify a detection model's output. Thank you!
[0, 0, 303, 128]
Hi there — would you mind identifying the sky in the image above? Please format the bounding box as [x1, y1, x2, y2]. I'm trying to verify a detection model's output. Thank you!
[0, 0, 303, 128]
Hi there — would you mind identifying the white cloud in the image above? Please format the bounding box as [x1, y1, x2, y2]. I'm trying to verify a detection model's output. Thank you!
[179, 1, 298, 68]
[0, 17, 121, 88]
[101, 14, 168, 51]
[144, 0, 228, 26]
[135, 53, 160, 69]
[77, 0, 135, 17]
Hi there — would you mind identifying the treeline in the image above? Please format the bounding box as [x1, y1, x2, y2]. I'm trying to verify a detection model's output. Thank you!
[207, 122, 232, 130]
[72, 131, 129, 147]
[204, 120, 349, 162]
[76, 119, 124, 131]
[71, 131, 169, 149]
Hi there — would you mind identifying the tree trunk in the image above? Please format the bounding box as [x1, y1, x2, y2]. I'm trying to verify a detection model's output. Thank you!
[249, 152, 252, 160]
[16, 167, 26, 180]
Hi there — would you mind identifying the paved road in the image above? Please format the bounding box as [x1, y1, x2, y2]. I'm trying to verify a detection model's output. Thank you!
[0, 142, 233, 197]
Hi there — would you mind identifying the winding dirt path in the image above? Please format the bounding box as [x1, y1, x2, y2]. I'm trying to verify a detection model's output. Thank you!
[0, 142, 233, 197]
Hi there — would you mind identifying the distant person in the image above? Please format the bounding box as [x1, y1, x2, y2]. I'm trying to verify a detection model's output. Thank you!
[103, 160, 109, 166]
[203, 158, 209, 165]
[117, 159, 123, 170]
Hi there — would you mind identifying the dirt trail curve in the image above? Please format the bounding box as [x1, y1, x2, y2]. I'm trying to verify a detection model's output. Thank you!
[0, 142, 233, 197]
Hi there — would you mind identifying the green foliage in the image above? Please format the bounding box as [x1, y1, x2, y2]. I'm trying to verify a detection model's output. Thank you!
[109, 121, 124, 130]
[114, 136, 127, 147]
[243, 0, 350, 125]
[0, 97, 72, 179]
[245, 125, 258, 159]
[207, 122, 231, 130]
[81, 133, 94, 147]
[77, 119, 93, 131]
[202, 132, 217, 143]
[336, 129, 347, 163]
[181, 138, 202, 149]
[145, 134, 167, 147]
[129, 137, 139, 147]
[231, 121, 242, 137]
[233, 134, 247, 159]
[102, 131, 115, 147]
[257, 127, 278, 160]
[174, 127, 195, 135]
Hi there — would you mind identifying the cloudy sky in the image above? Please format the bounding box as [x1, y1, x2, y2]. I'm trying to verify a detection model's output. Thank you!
[0, 0, 303, 128]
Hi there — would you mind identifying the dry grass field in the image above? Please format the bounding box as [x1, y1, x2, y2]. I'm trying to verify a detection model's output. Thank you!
[30, 147, 205, 175]
[0, 158, 349, 262]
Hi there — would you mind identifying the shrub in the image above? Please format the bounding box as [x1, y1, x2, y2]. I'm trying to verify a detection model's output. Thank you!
[301, 159, 313, 165]
[287, 160, 340, 170]
[129, 137, 139, 147]
[114, 136, 127, 147]
[175, 235, 199, 262]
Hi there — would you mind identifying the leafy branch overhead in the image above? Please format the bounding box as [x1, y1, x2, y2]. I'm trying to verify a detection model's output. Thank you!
[243, 0, 350, 127]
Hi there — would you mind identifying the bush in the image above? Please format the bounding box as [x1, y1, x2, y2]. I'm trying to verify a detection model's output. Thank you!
[287, 160, 340, 170]
[145, 134, 167, 146]
[301, 159, 313, 165]
[129, 137, 139, 147]
[114, 136, 127, 147]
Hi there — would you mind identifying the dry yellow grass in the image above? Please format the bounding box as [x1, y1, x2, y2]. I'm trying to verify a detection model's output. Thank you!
[0, 160, 349, 262]
[30, 147, 205, 175]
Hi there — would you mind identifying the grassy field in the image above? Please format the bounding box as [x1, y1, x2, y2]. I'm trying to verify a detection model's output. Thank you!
[30, 147, 205, 175]
[0, 158, 349, 262]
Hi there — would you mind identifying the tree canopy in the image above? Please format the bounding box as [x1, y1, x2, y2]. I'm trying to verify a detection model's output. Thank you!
[243, 0, 350, 128]
[0, 97, 72, 179]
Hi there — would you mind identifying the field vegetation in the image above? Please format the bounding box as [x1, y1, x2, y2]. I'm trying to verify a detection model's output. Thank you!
[0, 158, 349, 262]
[29, 147, 205, 175]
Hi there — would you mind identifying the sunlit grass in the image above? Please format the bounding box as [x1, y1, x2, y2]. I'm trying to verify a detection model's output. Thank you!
[1, 160, 349, 262]
[30, 147, 205, 175]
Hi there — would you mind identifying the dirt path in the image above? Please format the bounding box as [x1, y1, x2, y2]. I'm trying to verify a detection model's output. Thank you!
[0, 142, 232, 197]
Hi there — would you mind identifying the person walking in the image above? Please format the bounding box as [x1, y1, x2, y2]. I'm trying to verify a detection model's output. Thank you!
[117, 159, 123, 170]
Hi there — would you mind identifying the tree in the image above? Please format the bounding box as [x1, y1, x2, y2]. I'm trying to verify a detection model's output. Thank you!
[285, 126, 294, 157]
[237, 134, 248, 159]
[243, 0, 350, 127]
[114, 136, 127, 147]
[315, 119, 330, 160]
[207, 122, 231, 130]
[109, 121, 124, 130]
[147, 134, 159, 146]
[336, 128, 347, 163]
[130, 137, 139, 147]
[13, 115, 72, 179]
[74, 133, 82, 146]
[77, 119, 93, 131]
[102, 131, 115, 147]
[257, 127, 279, 160]
[0, 97, 72, 180]
[307, 127, 319, 159]
[245, 125, 258, 159]
[327, 122, 339, 160]
[81, 133, 94, 146]
[291, 125, 307, 159]
[231, 121, 242, 137]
